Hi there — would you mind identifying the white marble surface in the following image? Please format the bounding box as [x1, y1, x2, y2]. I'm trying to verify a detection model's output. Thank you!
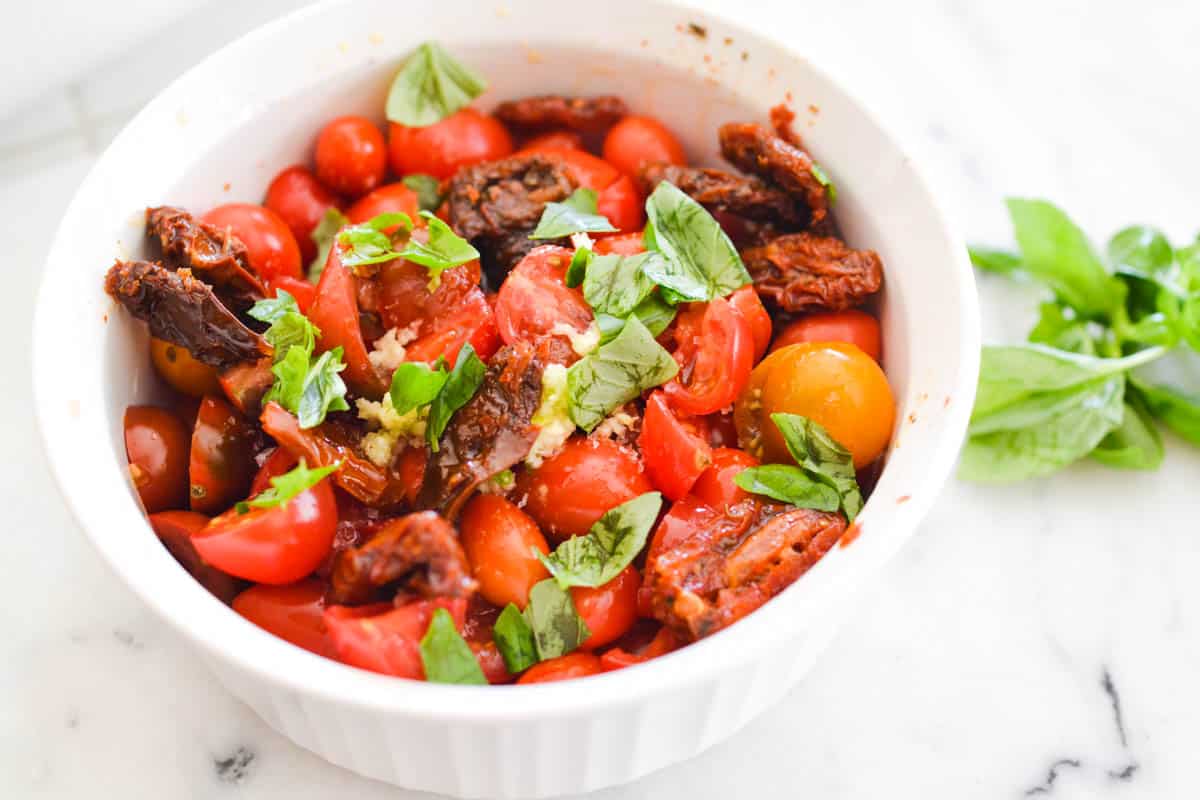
[5, 0, 1200, 797]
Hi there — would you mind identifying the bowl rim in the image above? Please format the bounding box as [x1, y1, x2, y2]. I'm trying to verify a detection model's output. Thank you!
[31, 0, 980, 720]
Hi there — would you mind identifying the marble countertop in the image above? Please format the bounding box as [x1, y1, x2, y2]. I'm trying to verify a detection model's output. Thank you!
[5, 0, 1200, 797]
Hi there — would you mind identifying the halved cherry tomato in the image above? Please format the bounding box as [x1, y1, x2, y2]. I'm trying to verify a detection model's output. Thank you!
[517, 652, 604, 684]
[149, 510, 243, 603]
[150, 337, 221, 397]
[638, 392, 712, 501]
[770, 309, 882, 362]
[324, 597, 467, 678]
[232, 579, 330, 656]
[599, 625, 681, 671]
[592, 231, 646, 256]
[124, 406, 190, 513]
[389, 108, 514, 179]
[460, 494, 550, 609]
[308, 244, 387, 398]
[250, 447, 297, 497]
[375, 257, 482, 332]
[315, 115, 387, 197]
[471, 641, 512, 685]
[347, 182, 421, 226]
[522, 130, 583, 151]
[264, 165, 339, 261]
[403, 286, 500, 366]
[664, 296, 754, 416]
[218, 359, 275, 417]
[192, 472, 337, 584]
[728, 286, 772, 361]
[602, 115, 687, 179]
[516, 437, 654, 542]
[201, 203, 302, 284]
[188, 395, 258, 514]
[690, 448, 758, 509]
[270, 276, 316, 314]
[396, 446, 427, 506]
[572, 565, 640, 650]
[495, 245, 593, 346]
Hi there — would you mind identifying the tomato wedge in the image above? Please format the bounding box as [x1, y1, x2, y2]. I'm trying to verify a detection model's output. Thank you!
[496, 245, 593, 346]
[308, 244, 388, 398]
[728, 286, 772, 361]
[664, 296, 754, 416]
[148, 510, 243, 603]
[639, 391, 712, 501]
[232, 579, 331, 656]
[188, 396, 258, 514]
[517, 652, 604, 684]
[403, 286, 500, 366]
[324, 597, 467, 678]
[690, 447, 758, 510]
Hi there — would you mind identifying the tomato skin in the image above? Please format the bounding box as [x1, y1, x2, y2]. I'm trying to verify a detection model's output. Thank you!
[193, 475, 337, 584]
[459, 495, 550, 609]
[522, 130, 583, 151]
[148, 510, 244, 603]
[594, 174, 644, 233]
[691, 448, 758, 509]
[638, 392, 712, 502]
[249, 446, 297, 497]
[270, 276, 316, 314]
[124, 405, 190, 513]
[346, 182, 420, 226]
[389, 108, 514, 180]
[232, 579, 330, 656]
[403, 286, 500, 367]
[315, 115, 387, 197]
[396, 446, 427, 506]
[519, 145, 643, 232]
[150, 337, 221, 397]
[770, 310, 882, 362]
[602, 115, 687, 179]
[188, 395, 258, 514]
[218, 359, 275, 418]
[471, 640, 512, 684]
[592, 231, 646, 256]
[308, 245, 388, 398]
[324, 597, 467, 679]
[264, 165, 339, 261]
[495, 246, 593, 347]
[516, 437, 654, 542]
[517, 652, 604, 684]
[664, 297, 754, 416]
[728, 286, 772, 361]
[201, 203, 302, 284]
[599, 625, 681, 671]
[572, 565, 640, 650]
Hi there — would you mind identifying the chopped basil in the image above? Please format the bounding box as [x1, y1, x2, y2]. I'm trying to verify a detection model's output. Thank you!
[249, 291, 321, 363]
[265, 346, 351, 429]
[398, 211, 480, 290]
[248, 290, 301, 325]
[582, 252, 659, 318]
[530, 188, 618, 240]
[419, 608, 487, 685]
[426, 344, 486, 451]
[642, 181, 751, 302]
[757, 413, 864, 520]
[235, 458, 340, 514]
[1090, 387, 1164, 471]
[968, 246, 1023, 276]
[402, 173, 444, 213]
[733, 464, 841, 511]
[522, 579, 590, 660]
[337, 212, 414, 269]
[493, 603, 538, 674]
[565, 246, 591, 288]
[595, 293, 677, 345]
[308, 207, 349, 281]
[386, 42, 487, 128]
[539, 492, 662, 588]
[567, 315, 678, 431]
[389, 357, 449, 415]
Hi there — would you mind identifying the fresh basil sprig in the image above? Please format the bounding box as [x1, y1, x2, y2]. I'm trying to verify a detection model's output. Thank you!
[530, 188, 618, 240]
[249, 290, 319, 362]
[235, 459, 340, 514]
[402, 174, 444, 212]
[426, 344, 487, 451]
[419, 608, 487, 685]
[567, 316, 678, 431]
[539, 492, 662, 588]
[386, 42, 487, 128]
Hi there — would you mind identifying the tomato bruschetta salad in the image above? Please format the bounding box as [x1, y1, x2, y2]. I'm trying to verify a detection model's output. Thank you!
[106, 43, 894, 685]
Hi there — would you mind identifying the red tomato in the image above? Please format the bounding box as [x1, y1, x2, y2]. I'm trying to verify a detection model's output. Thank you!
[691, 448, 758, 509]
[396, 446, 427, 506]
[264, 165, 339, 261]
[519, 144, 619, 189]
[201, 203, 302, 284]
[403, 286, 500, 367]
[148, 510, 243, 603]
[249, 447, 297, 497]
[389, 108, 514, 180]
[519, 145, 643, 232]
[192, 473, 337, 584]
[522, 130, 583, 151]
[308, 244, 388, 398]
[594, 175, 644, 232]
[592, 231, 646, 256]
[517, 437, 654, 542]
[346, 182, 420, 225]
[314, 115, 387, 197]
[232, 579, 330, 656]
[728, 286, 772, 361]
[270, 276, 316, 314]
[664, 297, 754, 416]
[374, 258, 496, 366]
[324, 597, 467, 679]
[599, 625, 682, 671]
[770, 309, 883, 362]
[572, 565, 640, 650]
[471, 641, 512, 685]
[459, 495, 550, 609]
[602, 115, 687, 179]
[188, 396, 258, 514]
[495, 246, 593, 346]
[124, 405, 190, 513]
[517, 652, 604, 684]
[218, 359, 275, 418]
[638, 392, 712, 501]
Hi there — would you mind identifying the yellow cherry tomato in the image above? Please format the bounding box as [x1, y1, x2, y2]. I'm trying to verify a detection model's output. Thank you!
[150, 337, 221, 397]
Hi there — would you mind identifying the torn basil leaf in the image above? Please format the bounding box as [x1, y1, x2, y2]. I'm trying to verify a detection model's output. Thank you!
[567, 316, 678, 431]
[386, 42, 487, 128]
[337, 212, 414, 269]
[398, 211, 480, 289]
[419, 608, 487, 685]
[539, 492, 662, 588]
[493, 604, 538, 674]
[426, 344, 486, 451]
[530, 188, 618, 240]
[582, 252, 659, 318]
[733, 465, 841, 511]
[522, 579, 590, 660]
[565, 246, 591, 288]
[642, 181, 751, 302]
[402, 173, 444, 212]
[389, 357, 449, 415]
[595, 293, 677, 345]
[265, 345, 350, 429]
[236, 458, 340, 514]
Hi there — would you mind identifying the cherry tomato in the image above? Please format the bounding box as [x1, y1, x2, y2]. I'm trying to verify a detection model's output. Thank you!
[495, 246, 593, 346]
[728, 286, 772, 361]
[232, 579, 330, 656]
[346, 182, 421, 226]
[599, 625, 681, 671]
[594, 175, 644, 232]
[124, 405, 189, 512]
[218, 359, 275, 417]
[664, 297, 754, 416]
[249, 447, 297, 497]
[374, 258, 496, 365]
[270, 276, 316, 314]
[517, 652, 604, 684]
[522, 130, 583, 151]
[592, 231, 646, 257]
[324, 597, 467, 679]
[459, 495, 550, 609]
[188, 395, 258, 514]
[192, 472, 337, 584]
[691, 448, 758, 509]
[519, 144, 619, 190]
[201, 203, 302, 284]
[403, 286, 500, 367]
[471, 641, 512, 685]
[516, 437, 654, 541]
[396, 446, 427, 506]
[264, 165, 339, 261]
[638, 392, 712, 502]
[148, 510, 243, 603]
[734, 342, 895, 468]
[308, 244, 388, 398]
[389, 108, 514, 180]
[315, 115, 387, 197]
[572, 565, 640, 650]
[602, 115, 687, 179]
[150, 337, 221, 397]
[519, 145, 643, 232]
[770, 309, 882, 362]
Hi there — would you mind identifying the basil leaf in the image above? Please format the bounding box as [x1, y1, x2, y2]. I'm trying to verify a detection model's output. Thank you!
[338, 213, 415, 269]
[567, 316, 679, 431]
[539, 492, 662, 588]
[582, 252, 658, 318]
[1090, 387, 1164, 471]
[530, 188, 618, 240]
[419, 608, 487, 685]
[968, 246, 1023, 275]
[426, 344, 486, 451]
[264, 345, 350, 429]
[1108, 225, 1185, 298]
[565, 246, 591, 288]
[1027, 302, 1096, 355]
[237, 458, 340, 514]
[1005, 198, 1123, 315]
[248, 290, 301, 324]
[402, 174, 444, 212]
[1131, 376, 1200, 446]
[249, 291, 322, 363]
[522, 579, 590, 660]
[389, 358, 449, 415]
[595, 293, 677, 345]
[809, 162, 837, 203]
[769, 413, 864, 521]
[642, 181, 751, 302]
[960, 374, 1126, 482]
[397, 211, 480, 290]
[493, 604, 538, 674]
[733, 465, 841, 511]
[386, 42, 487, 128]
[309, 207, 349, 282]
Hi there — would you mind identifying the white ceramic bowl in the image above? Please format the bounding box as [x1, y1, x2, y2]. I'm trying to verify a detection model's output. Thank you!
[32, 1, 980, 796]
